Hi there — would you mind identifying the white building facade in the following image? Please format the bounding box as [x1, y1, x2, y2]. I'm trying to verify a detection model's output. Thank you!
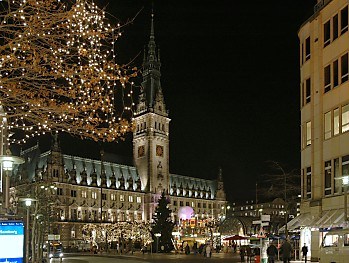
[292, 0, 349, 261]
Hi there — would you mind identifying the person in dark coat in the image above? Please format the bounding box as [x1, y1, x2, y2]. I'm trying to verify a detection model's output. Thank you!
[280, 239, 292, 263]
[267, 242, 278, 263]
[301, 243, 308, 263]
[240, 246, 246, 262]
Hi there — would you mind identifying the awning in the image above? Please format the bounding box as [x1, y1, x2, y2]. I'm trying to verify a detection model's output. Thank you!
[279, 213, 312, 232]
[312, 209, 344, 229]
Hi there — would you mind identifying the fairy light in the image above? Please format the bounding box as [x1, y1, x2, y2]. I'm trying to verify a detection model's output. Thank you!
[0, 0, 138, 144]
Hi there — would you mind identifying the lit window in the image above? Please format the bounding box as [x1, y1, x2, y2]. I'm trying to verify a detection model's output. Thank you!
[91, 192, 97, 199]
[111, 194, 116, 201]
[334, 108, 340, 135]
[81, 191, 87, 198]
[120, 195, 124, 202]
[136, 197, 142, 203]
[129, 195, 133, 202]
[306, 121, 312, 146]
[342, 104, 349, 133]
[324, 111, 332, 140]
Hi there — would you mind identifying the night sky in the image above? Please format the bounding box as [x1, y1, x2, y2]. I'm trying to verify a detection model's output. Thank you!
[28, 0, 318, 202]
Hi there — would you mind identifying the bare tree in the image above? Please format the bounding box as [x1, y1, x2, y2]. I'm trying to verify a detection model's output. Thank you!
[258, 161, 301, 236]
[0, 0, 137, 144]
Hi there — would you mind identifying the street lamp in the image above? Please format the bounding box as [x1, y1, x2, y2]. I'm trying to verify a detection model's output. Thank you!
[154, 233, 161, 253]
[0, 154, 25, 213]
[19, 197, 37, 263]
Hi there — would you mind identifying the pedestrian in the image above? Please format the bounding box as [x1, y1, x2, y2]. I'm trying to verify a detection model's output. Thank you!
[240, 246, 245, 262]
[205, 244, 212, 258]
[185, 244, 190, 255]
[267, 242, 278, 263]
[302, 243, 308, 263]
[280, 239, 292, 263]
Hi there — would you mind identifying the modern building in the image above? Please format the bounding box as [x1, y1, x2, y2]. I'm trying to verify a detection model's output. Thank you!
[289, 0, 349, 260]
[8, 16, 227, 248]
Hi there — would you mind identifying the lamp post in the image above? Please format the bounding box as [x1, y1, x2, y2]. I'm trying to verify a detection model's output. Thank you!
[0, 155, 25, 213]
[19, 197, 37, 263]
[154, 233, 161, 253]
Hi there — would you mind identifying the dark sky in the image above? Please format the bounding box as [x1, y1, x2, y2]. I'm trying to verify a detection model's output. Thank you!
[29, 0, 318, 202]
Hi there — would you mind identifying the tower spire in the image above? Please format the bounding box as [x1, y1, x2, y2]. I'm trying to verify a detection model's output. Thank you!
[137, 11, 166, 116]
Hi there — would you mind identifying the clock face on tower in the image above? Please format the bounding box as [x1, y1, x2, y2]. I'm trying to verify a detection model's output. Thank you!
[138, 145, 145, 158]
[156, 145, 164, 157]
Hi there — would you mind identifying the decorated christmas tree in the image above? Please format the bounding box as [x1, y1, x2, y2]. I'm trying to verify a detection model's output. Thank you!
[151, 192, 174, 252]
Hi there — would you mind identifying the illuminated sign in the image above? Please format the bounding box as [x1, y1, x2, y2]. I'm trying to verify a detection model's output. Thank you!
[0, 221, 24, 263]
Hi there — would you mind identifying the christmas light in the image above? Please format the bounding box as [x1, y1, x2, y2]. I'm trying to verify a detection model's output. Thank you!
[0, 0, 138, 144]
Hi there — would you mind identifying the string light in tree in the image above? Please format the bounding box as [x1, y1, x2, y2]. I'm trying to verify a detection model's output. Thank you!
[0, 0, 137, 144]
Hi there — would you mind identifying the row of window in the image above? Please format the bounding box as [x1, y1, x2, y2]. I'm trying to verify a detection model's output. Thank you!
[135, 121, 166, 132]
[324, 104, 349, 140]
[300, 6, 349, 66]
[324, 53, 349, 93]
[58, 188, 142, 203]
[324, 6, 348, 47]
[68, 209, 142, 222]
[302, 154, 349, 199]
[172, 200, 213, 209]
[301, 52, 349, 107]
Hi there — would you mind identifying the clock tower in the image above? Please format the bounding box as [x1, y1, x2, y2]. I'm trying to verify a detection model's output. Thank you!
[133, 14, 170, 220]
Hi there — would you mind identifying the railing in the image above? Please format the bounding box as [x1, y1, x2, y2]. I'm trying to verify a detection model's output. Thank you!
[314, 0, 333, 13]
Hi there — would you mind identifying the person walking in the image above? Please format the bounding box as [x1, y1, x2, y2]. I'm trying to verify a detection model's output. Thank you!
[205, 243, 212, 258]
[302, 243, 308, 263]
[240, 246, 246, 262]
[280, 239, 292, 263]
[267, 242, 278, 263]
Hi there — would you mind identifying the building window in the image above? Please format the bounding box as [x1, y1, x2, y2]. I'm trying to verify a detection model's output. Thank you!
[129, 195, 133, 202]
[334, 108, 340, 135]
[203, 203, 207, 208]
[324, 64, 331, 92]
[102, 193, 107, 200]
[306, 121, 311, 146]
[342, 104, 349, 133]
[120, 195, 124, 202]
[305, 78, 311, 104]
[333, 60, 339, 87]
[179, 201, 183, 206]
[57, 188, 63, 196]
[324, 111, 332, 140]
[91, 192, 97, 199]
[306, 167, 311, 199]
[324, 20, 331, 47]
[342, 155, 349, 185]
[53, 169, 59, 178]
[341, 53, 348, 83]
[186, 202, 189, 206]
[111, 194, 116, 201]
[333, 14, 339, 40]
[324, 161, 332, 196]
[70, 190, 77, 197]
[334, 158, 341, 194]
[341, 6, 348, 35]
[305, 37, 311, 61]
[71, 209, 77, 220]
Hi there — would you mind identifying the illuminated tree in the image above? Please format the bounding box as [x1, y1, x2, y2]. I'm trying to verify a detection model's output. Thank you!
[151, 192, 174, 252]
[0, 0, 137, 145]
